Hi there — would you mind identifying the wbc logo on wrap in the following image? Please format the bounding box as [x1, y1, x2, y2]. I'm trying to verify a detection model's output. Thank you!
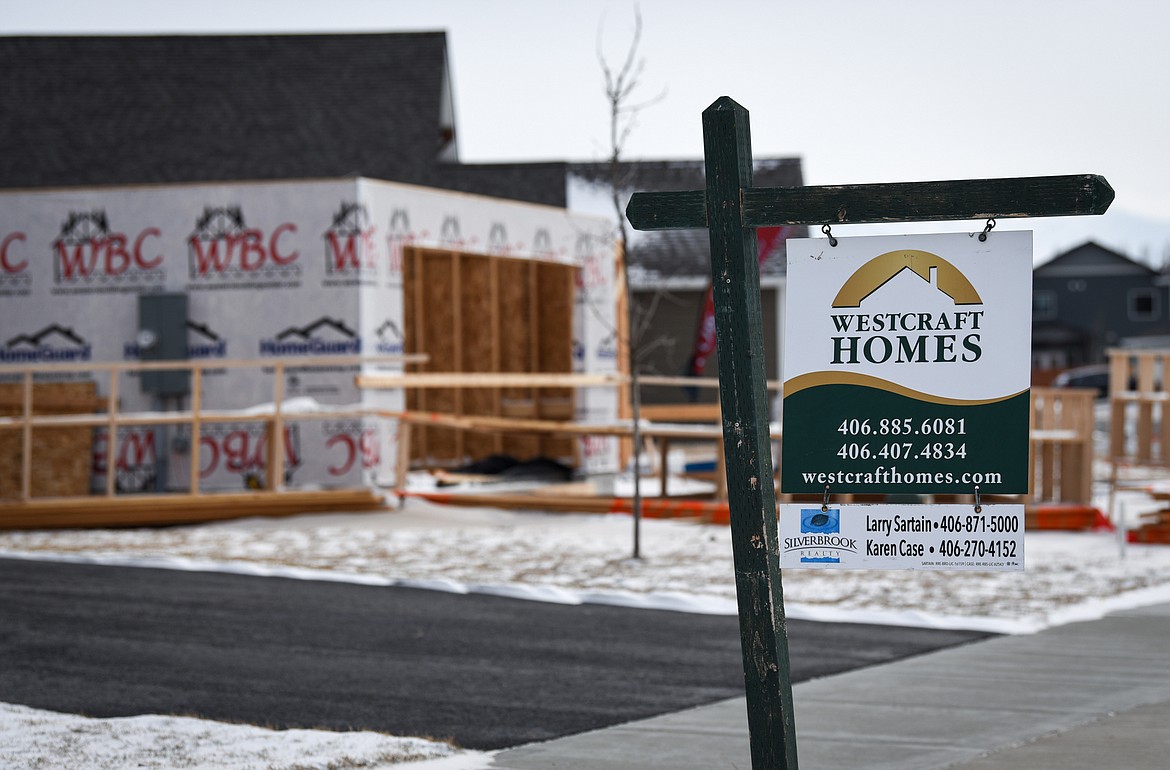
[323, 202, 377, 285]
[51, 211, 165, 293]
[1, 230, 31, 296]
[187, 206, 300, 287]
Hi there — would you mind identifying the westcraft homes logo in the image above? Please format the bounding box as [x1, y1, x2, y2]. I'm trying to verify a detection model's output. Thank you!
[829, 250, 985, 367]
[2, 324, 92, 363]
[52, 211, 165, 294]
[259, 317, 361, 357]
[187, 206, 300, 288]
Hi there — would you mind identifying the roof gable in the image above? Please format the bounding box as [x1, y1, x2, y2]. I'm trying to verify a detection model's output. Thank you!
[1034, 240, 1154, 278]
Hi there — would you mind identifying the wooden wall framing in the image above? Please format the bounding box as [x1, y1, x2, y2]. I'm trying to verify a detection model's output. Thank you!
[0, 355, 421, 506]
[403, 246, 577, 467]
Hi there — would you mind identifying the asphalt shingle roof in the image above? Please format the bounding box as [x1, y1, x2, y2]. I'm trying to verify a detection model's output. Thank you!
[0, 34, 465, 190]
[0, 34, 575, 205]
[0, 34, 804, 219]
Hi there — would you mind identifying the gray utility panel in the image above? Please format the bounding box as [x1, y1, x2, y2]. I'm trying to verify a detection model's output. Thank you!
[136, 292, 190, 397]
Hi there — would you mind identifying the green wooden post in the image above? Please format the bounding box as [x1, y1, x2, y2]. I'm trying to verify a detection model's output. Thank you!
[625, 95, 1113, 770]
[702, 96, 798, 769]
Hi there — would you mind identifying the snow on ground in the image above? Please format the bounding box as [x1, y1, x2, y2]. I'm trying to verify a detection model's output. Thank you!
[3, 496, 1170, 635]
[0, 702, 462, 770]
[4, 493, 1170, 769]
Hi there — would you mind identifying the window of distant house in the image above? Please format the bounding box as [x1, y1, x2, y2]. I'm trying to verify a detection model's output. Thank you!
[1033, 290, 1057, 321]
[1129, 288, 1161, 322]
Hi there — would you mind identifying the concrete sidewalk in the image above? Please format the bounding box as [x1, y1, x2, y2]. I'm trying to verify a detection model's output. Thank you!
[489, 602, 1170, 769]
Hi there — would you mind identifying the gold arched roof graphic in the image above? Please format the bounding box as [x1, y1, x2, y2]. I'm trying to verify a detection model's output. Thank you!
[784, 371, 1027, 406]
[832, 249, 982, 308]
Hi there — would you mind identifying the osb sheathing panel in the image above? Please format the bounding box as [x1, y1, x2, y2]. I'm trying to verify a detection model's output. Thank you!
[402, 246, 578, 468]
[0, 381, 98, 498]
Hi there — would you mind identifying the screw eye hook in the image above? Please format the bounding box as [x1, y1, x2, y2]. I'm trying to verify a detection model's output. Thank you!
[974, 485, 982, 514]
[978, 218, 996, 242]
[822, 484, 831, 512]
[821, 224, 838, 247]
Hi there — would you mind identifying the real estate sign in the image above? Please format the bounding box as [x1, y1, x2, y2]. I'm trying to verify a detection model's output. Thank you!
[781, 231, 1033, 495]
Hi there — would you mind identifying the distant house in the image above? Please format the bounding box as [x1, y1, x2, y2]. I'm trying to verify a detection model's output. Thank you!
[1032, 241, 1170, 373]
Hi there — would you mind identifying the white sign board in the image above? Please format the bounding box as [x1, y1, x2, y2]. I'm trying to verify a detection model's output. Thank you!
[780, 504, 1025, 571]
[782, 231, 1033, 496]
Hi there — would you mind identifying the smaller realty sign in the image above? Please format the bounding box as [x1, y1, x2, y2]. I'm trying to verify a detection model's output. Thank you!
[779, 504, 1025, 571]
[782, 231, 1033, 496]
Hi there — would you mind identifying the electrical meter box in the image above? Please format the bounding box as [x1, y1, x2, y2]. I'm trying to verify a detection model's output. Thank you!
[137, 292, 190, 397]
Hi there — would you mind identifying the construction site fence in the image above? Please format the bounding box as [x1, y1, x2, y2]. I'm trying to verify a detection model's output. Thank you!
[1, 359, 1099, 512]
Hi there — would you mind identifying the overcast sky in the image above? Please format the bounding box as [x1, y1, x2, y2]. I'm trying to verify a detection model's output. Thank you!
[5, 0, 1169, 264]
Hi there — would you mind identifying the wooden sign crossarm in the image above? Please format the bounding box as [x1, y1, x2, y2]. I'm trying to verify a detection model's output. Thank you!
[626, 173, 1114, 231]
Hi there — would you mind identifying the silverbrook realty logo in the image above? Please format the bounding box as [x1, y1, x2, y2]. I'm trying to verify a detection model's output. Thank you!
[783, 508, 857, 564]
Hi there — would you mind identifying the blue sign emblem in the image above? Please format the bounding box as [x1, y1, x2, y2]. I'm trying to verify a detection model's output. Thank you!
[800, 507, 841, 563]
[801, 507, 840, 534]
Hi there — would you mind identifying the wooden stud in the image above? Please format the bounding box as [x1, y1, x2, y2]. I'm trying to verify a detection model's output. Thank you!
[413, 248, 428, 463]
[20, 371, 32, 501]
[268, 362, 286, 491]
[1041, 391, 1057, 501]
[395, 419, 412, 501]
[529, 259, 539, 409]
[1079, 394, 1094, 505]
[452, 251, 464, 463]
[614, 238, 633, 469]
[190, 368, 202, 495]
[490, 255, 503, 454]
[104, 372, 119, 498]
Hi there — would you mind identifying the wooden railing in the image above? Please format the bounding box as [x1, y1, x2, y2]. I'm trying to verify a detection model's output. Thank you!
[1108, 349, 1170, 465]
[1104, 349, 1170, 525]
[0, 356, 423, 502]
[1029, 386, 1097, 505]
[1, 363, 1102, 511]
